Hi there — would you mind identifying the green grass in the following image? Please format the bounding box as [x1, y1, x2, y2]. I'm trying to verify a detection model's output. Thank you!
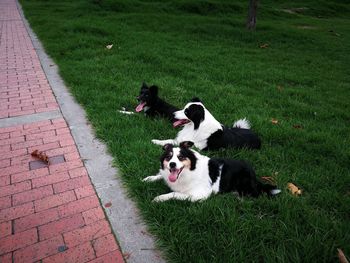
[20, 0, 350, 262]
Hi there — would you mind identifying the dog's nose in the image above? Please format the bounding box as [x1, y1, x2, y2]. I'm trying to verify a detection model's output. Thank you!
[169, 162, 176, 169]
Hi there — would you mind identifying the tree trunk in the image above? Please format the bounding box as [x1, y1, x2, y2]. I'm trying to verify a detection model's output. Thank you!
[246, 0, 258, 30]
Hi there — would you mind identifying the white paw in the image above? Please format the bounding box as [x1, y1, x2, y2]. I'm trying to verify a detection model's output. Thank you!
[151, 139, 162, 145]
[142, 176, 155, 182]
[152, 195, 167, 202]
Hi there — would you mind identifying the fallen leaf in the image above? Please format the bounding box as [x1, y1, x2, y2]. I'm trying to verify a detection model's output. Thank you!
[277, 85, 283, 91]
[106, 44, 113, 49]
[261, 176, 276, 184]
[271, 118, 278, 124]
[57, 245, 67, 252]
[287, 183, 302, 196]
[260, 43, 269, 48]
[338, 248, 349, 263]
[293, 124, 303, 129]
[104, 202, 112, 208]
[123, 253, 131, 260]
[31, 150, 49, 164]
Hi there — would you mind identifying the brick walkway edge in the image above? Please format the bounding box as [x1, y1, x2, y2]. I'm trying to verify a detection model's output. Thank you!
[0, 0, 124, 262]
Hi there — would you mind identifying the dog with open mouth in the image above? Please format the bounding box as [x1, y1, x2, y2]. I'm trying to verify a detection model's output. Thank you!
[143, 142, 280, 202]
[152, 98, 261, 150]
[136, 82, 179, 124]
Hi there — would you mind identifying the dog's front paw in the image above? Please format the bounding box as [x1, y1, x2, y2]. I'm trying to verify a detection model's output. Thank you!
[151, 139, 163, 145]
[152, 195, 168, 202]
[142, 176, 156, 182]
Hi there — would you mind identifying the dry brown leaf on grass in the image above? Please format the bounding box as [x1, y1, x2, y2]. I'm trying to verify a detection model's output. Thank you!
[287, 183, 302, 196]
[260, 43, 269, 48]
[106, 44, 113, 49]
[271, 118, 279, 124]
[262, 171, 279, 185]
[293, 124, 303, 129]
[31, 150, 49, 164]
[277, 85, 283, 91]
[261, 176, 276, 185]
[338, 249, 349, 263]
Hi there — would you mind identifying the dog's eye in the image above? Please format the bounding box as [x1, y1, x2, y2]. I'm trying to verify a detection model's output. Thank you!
[184, 109, 188, 115]
[165, 156, 172, 161]
[178, 156, 186, 161]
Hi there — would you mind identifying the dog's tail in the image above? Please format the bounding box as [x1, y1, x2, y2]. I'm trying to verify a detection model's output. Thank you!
[233, 118, 250, 129]
[258, 181, 281, 197]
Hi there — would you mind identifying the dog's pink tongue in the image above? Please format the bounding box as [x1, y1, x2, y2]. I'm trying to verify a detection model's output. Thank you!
[168, 170, 178, 183]
[135, 102, 146, 112]
[173, 119, 186, 128]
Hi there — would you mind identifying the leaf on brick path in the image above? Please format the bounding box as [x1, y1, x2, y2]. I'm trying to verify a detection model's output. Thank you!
[106, 44, 113, 49]
[338, 248, 349, 263]
[104, 202, 112, 208]
[293, 124, 303, 129]
[260, 43, 269, 48]
[57, 245, 67, 252]
[31, 149, 50, 164]
[123, 252, 131, 260]
[271, 118, 278, 124]
[287, 183, 302, 196]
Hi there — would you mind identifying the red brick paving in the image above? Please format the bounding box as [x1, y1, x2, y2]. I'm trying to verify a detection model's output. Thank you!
[0, 0, 124, 262]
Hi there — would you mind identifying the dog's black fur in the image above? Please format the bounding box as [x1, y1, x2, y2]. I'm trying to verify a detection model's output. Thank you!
[205, 126, 261, 150]
[208, 158, 276, 197]
[136, 83, 179, 124]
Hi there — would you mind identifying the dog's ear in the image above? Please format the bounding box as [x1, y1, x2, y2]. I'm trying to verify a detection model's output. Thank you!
[187, 105, 205, 129]
[190, 97, 202, 103]
[180, 141, 194, 149]
[142, 82, 148, 89]
[162, 143, 173, 152]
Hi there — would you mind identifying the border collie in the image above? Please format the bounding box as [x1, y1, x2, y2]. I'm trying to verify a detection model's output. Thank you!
[152, 98, 261, 150]
[136, 82, 179, 124]
[143, 142, 280, 202]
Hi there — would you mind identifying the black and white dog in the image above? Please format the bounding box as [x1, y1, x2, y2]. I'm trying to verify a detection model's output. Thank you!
[152, 98, 261, 150]
[143, 142, 280, 202]
[136, 82, 179, 124]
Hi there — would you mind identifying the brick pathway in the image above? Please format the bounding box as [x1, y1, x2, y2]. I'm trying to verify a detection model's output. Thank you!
[0, 0, 124, 262]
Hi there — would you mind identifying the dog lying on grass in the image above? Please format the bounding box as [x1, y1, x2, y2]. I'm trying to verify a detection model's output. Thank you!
[136, 82, 179, 124]
[152, 98, 261, 150]
[143, 142, 280, 202]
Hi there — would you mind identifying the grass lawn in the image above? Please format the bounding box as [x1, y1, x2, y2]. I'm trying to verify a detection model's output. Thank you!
[20, 0, 350, 262]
